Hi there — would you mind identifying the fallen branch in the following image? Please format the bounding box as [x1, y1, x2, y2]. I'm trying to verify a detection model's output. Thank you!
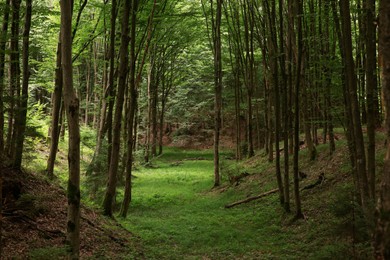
[301, 173, 325, 191]
[225, 188, 279, 208]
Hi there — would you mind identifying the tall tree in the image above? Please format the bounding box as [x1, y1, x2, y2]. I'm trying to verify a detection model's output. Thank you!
[8, 0, 21, 159]
[364, 0, 377, 199]
[375, 0, 390, 257]
[0, 0, 10, 156]
[13, 0, 32, 169]
[60, 0, 81, 257]
[46, 36, 63, 177]
[293, 0, 303, 219]
[212, 0, 222, 187]
[339, 0, 369, 209]
[279, 0, 290, 212]
[102, 0, 131, 217]
[120, 0, 138, 218]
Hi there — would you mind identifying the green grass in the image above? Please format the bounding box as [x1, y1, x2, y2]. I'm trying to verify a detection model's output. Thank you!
[118, 147, 345, 259]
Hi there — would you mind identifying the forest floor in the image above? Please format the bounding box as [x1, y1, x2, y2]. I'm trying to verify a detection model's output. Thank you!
[1, 166, 144, 258]
[2, 128, 385, 259]
[117, 137, 384, 259]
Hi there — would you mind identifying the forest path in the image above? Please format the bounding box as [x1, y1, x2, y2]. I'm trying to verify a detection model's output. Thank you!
[118, 148, 313, 259]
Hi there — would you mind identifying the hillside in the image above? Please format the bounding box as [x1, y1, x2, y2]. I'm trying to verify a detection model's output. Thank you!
[1, 166, 144, 259]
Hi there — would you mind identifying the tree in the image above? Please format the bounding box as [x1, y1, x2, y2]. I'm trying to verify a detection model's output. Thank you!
[103, 0, 132, 217]
[60, 0, 81, 257]
[364, 0, 377, 199]
[212, 0, 222, 187]
[8, 0, 21, 159]
[293, 0, 303, 219]
[339, 0, 369, 209]
[46, 36, 63, 178]
[13, 0, 32, 169]
[0, 0, 10, 157]
[120, 0, 138, 218]
[375, 0, 390, 257]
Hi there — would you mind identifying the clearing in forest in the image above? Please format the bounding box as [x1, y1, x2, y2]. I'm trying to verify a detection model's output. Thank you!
[119, 147, 356, 259]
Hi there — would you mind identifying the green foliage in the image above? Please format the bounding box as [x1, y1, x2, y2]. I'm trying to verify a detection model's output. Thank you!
[23, 103, 48, 164]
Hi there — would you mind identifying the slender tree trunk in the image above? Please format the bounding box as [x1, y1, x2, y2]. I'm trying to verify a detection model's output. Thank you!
[375, 0, 390, 257]
[12, 0, 32, 169]
[120, 0, 138, 218]
[60, 0, 80, 257]
[302, 65, 317, 161]
[103, 0, 131, 217]
[323, 1, 336, 155]
[0, 0, 10, 156]
[8, 0, 21, 159]
[340, 0, 369, 209]
[213, 0, 222, 187]
[364, 0, 377, 200]
[87, 0, 116, 177]
[266, 0, 284, 205]
[47, 37, 63, 177]
[294, 0, 304, 219]
[279, 0, 290, 212]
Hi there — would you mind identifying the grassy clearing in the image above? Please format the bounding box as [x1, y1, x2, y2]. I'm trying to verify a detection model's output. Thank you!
[118, 147, 359, 259]
[21, 122, 380, 259]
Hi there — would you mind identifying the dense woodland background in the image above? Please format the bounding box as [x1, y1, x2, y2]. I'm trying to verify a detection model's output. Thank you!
[0, 0, 390, 258]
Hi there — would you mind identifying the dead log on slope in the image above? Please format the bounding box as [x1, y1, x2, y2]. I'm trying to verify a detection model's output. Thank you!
[225, 188, 279, 208]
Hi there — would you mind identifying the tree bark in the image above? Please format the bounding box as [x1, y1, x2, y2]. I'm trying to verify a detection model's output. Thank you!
[8, 0, 21, 159]
[46, 38, 63, 177]
[279, 0, 290, 212]
[0, 0, 10, 156]
[12, 0, 32, 169]
[339, 0, 369, 209]
[364, 0, 377, 200]
[211, 0, 222, 187]
[294, 0, 304, 219]
[103, 0, 131, 217]
[60, 0, 81, 258]
[120, 0, 138, 218]
[375, 0, 390, 257]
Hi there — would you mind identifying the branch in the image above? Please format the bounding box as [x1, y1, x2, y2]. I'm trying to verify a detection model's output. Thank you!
[225, 188, 279, 208]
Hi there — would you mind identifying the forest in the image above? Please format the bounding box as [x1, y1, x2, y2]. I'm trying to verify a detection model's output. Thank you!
[0, 0, 390, 258]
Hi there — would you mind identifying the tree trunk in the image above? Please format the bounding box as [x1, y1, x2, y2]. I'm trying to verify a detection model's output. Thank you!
[12, 0, 32, 169]
[47, 38, 63, 177]
[364, 0, 377, 200]
[60, 0, 81, 257]
[120, 0, 138, 218]
[279, 0, 290, 212]
[8, 0, 21, 159]
[294, 0, 304, 219]
[375, 0, 390, 257]
[212, 0, 222, 187]
[323, 1, 336, 155]
[0, 0, 10, 156]
[102, 0, 131, 217]
[340, 0, 369, 209]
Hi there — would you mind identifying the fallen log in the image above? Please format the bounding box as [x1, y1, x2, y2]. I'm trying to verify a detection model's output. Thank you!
[225, 188, 279, 208]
